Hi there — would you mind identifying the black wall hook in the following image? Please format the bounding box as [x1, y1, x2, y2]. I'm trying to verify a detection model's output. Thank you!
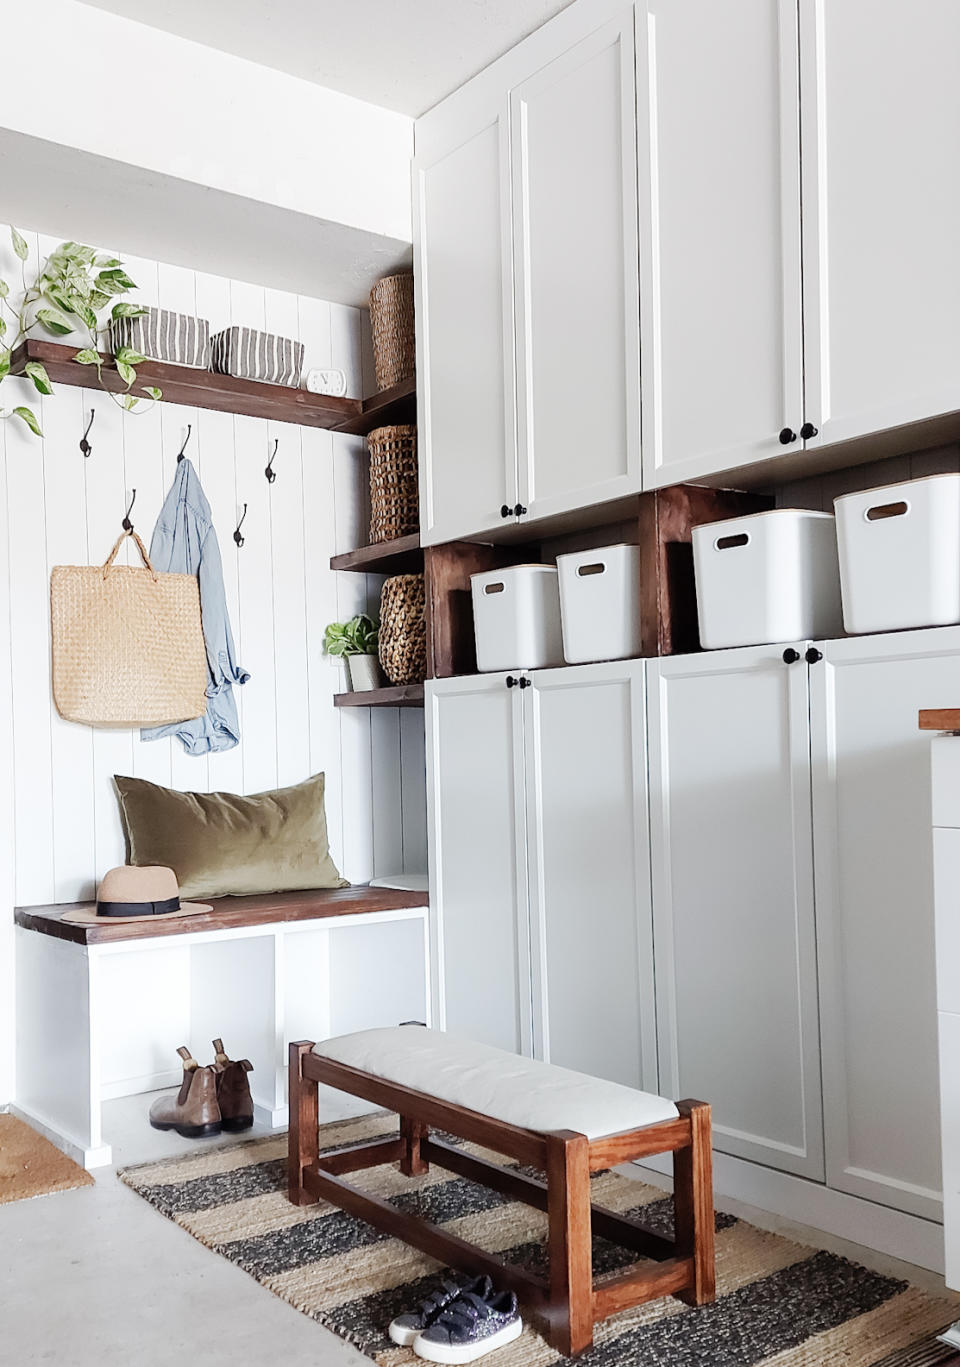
[79, 409, 95, 458]
[122, 489, 137, 532]
[264, 439, 278, 484]
[177, 424, 193, 463]
[233, 503, 248, 547]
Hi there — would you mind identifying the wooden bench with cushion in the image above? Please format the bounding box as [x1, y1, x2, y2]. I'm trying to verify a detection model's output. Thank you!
[288, 1026, 715, 1356]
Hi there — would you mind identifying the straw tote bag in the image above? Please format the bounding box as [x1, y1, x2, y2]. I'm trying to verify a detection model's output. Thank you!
[51, 529, 208, 727]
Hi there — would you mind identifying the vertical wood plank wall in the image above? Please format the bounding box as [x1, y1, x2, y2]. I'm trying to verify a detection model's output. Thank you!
[0, 225, 427, 1104]
[776, 444, 960, 509]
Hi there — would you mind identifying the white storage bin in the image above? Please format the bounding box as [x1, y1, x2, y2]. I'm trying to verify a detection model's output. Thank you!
[835, 474, 960, 634]
[556, 543, 642, 664]
[693, 508, 843, 649]
[471, 564, 564, 672]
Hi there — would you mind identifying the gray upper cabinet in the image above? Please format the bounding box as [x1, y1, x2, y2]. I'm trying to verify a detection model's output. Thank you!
[415, 0, 960, 526]
[415, 0, 640, 545]
[414, 91, 517, 547]
[512, 12, 641, 524]
[798, 0, 960, 454]
[637, 0, 804, 487]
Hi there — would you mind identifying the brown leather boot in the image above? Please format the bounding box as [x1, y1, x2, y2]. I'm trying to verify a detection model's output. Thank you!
[211, 1038, 254, 1133]
[149, 1047, 222, 1139]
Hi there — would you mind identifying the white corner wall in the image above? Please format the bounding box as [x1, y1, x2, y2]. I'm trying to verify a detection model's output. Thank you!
[1, 0, 413, 245]
[0, 224, 427, 1106]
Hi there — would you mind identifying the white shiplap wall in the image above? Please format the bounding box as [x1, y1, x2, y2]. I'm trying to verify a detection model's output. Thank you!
[0, 226, 427, 1104]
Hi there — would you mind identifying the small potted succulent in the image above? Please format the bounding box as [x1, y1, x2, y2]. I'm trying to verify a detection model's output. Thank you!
[323, 614, 382, 692]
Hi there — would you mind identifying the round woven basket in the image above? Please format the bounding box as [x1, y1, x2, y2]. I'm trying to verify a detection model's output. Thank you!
[368, 425, 419, 544]
[379, 573, 427, 686]
[369, 273, 415, 390]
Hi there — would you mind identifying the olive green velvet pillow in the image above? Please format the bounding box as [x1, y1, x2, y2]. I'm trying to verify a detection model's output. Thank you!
[113, 772, 348, 899]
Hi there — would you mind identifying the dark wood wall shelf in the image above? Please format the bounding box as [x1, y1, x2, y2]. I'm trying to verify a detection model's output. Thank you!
[334, 684, 424, 709]
[919, 709, 960, 732]
[330, 533, 422, 576]
[9, 340, 416, 434]
[335, 376, 417, 436]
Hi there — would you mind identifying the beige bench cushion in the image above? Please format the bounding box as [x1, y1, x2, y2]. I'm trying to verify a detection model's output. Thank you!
[313, 1026, 678, 1141]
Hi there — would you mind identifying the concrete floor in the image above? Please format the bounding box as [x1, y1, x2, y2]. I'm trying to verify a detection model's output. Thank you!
[1, 1093, 370, 1367]
[3, 1093, 958, 1364]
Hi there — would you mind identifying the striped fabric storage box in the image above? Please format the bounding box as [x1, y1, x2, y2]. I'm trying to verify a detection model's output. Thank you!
[210, 327, 305, 388]
[108, 307, 211, 368]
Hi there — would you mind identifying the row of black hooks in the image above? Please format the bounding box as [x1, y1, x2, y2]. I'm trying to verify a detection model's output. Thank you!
[101, 421, 280, 550]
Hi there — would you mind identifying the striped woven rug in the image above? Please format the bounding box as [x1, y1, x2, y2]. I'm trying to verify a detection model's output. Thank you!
[120, 1113, 958, 1367]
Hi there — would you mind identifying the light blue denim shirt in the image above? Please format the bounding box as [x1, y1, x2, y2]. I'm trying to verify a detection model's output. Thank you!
[141, 458, 249, 754]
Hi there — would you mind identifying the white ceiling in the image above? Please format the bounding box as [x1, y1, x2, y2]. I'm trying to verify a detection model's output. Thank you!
[0, 130, 412, 307]
[75, 0, 576, 116]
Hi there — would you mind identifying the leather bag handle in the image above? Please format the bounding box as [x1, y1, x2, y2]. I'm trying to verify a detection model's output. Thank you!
[102, 528, 158, 581]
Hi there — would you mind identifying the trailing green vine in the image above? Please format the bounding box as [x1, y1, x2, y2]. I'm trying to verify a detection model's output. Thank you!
[0, 228, 162, 437]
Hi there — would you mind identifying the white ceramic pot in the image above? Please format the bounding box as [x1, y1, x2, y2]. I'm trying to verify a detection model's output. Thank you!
[347, 654, 383, 691]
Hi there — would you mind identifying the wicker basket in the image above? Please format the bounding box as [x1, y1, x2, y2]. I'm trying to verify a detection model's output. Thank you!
[369, 273, 415, 390]
[379, 573, 427, 685]
[368, 425, 419, 544]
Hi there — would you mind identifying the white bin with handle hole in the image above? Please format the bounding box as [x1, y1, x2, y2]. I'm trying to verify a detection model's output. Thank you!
[471, 564, 564, 672]
[557, 544, 642, 664]
[835, 473, 960, 634]
[693, 508, 843, 649]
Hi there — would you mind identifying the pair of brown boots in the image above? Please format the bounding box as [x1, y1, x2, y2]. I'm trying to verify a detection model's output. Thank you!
[149, 1039, 254, 1139]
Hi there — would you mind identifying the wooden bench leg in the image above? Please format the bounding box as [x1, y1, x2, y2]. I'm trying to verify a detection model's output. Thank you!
[400, 1115, 429, 1176]
[673, 1100, 716, 1306]
[288, 1040, 319, 1206]
[546, 1129, 593, 1356]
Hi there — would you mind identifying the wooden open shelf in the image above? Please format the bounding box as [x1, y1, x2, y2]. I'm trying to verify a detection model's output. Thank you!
[330, 532, 422, 576]
[330, 486, 774, 707]
[334, 684, 424, 709]
[919, 709, 960, 731]
[335, 376, 417, 436]
[9, 340, 416, 434]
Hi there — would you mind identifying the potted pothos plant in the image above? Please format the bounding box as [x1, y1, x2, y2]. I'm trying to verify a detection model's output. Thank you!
[0, 228, 161, 437]
[323, 614, 382, 692]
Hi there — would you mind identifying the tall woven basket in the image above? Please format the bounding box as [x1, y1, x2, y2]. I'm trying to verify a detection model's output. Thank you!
[369, 273, 415, 390]
[379, 573, 427, 686]
[368, 425, 419, 544]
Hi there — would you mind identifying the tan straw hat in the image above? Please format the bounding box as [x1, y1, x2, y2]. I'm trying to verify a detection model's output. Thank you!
[61, 865, 212, 925]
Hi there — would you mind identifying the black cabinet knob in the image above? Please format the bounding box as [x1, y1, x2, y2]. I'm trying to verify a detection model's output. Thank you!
[505, 675, 517, 688]
[518, 676, 531, 689]
[514, 503, 527, 517]
[800, 422, 818, 440]
[500, 504, 511, 518]
[805, 647, 823, 664]
[779, 427, 798, 445]
[782, 648, 801, 664]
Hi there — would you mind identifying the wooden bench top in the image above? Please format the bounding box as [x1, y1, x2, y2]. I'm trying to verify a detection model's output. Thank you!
[14, 885, 429, 946]
[919, 709, 960, 731]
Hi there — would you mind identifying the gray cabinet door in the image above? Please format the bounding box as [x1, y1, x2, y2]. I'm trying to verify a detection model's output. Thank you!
[512, 10, 641, 521]
[524, 662, 657, 1092]
[811, 628, 952, 1220]
[799, 0, 960, 451]
[425, 675, 531, 1054]
[647, 646, 824, 1179]
[637, 0, 804, 486]
[414, 96, 516, 545]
